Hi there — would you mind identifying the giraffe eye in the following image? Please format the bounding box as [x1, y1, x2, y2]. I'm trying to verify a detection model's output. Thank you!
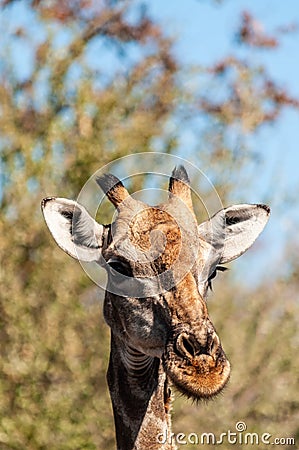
[107, 259, 132, 277]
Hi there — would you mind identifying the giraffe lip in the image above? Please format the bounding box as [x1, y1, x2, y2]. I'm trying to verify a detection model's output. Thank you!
[165, 357, 231, 400]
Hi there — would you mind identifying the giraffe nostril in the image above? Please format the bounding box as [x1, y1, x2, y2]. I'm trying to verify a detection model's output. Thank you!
[174, 332, 221, 360]
[210, 333, 220, 357]
[175, 333, 197, 359]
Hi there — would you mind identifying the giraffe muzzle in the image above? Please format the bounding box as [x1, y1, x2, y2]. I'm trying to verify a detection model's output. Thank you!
[163, 329, 231, 400]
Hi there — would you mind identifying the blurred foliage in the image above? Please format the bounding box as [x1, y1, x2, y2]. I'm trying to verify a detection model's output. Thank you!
[0, 1, 298, 449]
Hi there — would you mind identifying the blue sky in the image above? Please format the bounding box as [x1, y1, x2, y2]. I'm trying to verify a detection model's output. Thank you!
[146, 0, 299, 285]
[147, 0, 299, 188]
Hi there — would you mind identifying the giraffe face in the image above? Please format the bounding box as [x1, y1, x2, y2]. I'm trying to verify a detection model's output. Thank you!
[41, 166, 270, 400]
[100, 194, 231, 399]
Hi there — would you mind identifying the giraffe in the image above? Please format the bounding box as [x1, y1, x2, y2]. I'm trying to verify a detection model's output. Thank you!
[41, 166, 270, 450]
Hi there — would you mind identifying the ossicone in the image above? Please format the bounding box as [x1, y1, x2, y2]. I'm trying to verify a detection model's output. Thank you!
[168, 165, 194, 213]
[96, 173, 130, 207]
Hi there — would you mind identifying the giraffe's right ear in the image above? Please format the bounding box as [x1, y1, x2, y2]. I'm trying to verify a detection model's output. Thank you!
[41, 197, 105, 262]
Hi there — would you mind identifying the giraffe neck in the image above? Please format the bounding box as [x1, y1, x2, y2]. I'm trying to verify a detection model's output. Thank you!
[107, 333, 175, 450]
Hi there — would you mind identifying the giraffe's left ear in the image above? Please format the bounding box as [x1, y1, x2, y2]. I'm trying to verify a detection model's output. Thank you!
[198, 204, 270, 264]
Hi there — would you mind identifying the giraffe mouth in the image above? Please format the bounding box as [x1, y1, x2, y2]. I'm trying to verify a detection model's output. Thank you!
[163, 331, 231, 400]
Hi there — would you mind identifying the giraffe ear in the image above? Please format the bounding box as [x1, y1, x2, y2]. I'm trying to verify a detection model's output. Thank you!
[41, 197, 105, 262]
[198, 204, 270, 264]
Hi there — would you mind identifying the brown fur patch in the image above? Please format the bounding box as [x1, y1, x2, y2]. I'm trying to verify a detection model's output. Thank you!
[128, 207, 182, 271]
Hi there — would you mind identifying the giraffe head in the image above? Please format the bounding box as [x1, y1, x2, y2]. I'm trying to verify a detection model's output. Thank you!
[42, 166, 270, 400]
